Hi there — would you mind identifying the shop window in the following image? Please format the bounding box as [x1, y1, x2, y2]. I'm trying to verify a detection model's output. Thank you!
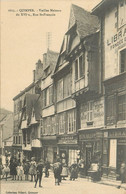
[120, 49, 126, 73]
[67, 110, 76, 133]
[118, 94, 126, 121]
[75, 54, 85, 81]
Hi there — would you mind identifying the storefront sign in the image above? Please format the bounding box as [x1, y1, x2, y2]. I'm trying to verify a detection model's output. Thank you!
[58, 136, 78, 144]
[107, 26, 126, 50]
[109, 130, 126, 138]
[79, 133, 96, 140]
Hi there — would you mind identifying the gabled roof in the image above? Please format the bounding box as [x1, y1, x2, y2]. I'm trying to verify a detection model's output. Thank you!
[68, 4, 99, 39]
[53, 4, 99, 76]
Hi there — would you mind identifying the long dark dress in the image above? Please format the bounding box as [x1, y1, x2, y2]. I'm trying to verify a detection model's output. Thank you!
[10, 159, 17, 176]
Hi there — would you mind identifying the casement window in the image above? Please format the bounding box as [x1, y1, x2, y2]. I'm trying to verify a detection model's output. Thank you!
[64, 74, 71, 98]
[118, 0, 126, 28]
[42, 85, 53, 108]
[23, 130, 26, 144]
[87, 101, 93, 122]
[118, 94, 126, 121]
[67, 110, 76, 133]
[27, 130, 31, 144]
[57, 79, 63, 101]
[106, 95, 116, 125]
[75, 54, 85, 81]
[19, 136, 21, 144]
[120, 49, 126, 73]
[16, 136, 18, 144]
[59, 113, 65, 134]
[57, 74, 71, 101]
[13, 136, 15, 144]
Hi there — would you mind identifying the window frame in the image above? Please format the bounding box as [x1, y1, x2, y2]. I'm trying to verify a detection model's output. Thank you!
[74, 54, 85, 81]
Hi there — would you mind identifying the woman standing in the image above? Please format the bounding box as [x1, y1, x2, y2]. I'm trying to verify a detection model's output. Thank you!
[10, 157, 17, 180]
[29, 157, 36, 182]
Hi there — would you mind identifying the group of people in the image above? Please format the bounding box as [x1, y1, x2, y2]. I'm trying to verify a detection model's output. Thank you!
[0, 156, 50, 185]
[53, 159, 79, 185]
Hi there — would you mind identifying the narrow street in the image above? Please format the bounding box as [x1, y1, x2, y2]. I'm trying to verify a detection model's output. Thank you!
[1, 172, 126, 194]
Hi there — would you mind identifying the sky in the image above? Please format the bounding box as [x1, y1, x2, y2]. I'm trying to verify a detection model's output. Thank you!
[1, 0, 101, 112]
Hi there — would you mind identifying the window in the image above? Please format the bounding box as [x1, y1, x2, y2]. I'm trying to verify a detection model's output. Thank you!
[57, 79, 63, 101]
[118, 0, 126, 28]
[106, 95, 116, 125]
[59, 113, 65, 134]
[75, 54, 85, 81]
[67, 110, 76, 133]
[120, 49, 126, 73]
[42, 85, 54, 108]
[19, 136, 22, 144]
[57, 74, 72, 102]
[64, 74, 71, 98]
[13, 136, 15, 144]
[87, 101, 93, 122]
[118, 94, 126, 121]
[16, 136, 18, 144]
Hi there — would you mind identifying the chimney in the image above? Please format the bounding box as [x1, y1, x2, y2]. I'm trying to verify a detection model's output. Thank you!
[33, 70, 36, 82]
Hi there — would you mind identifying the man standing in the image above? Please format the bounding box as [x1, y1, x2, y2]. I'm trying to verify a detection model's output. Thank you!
[34, 159, 44, 188]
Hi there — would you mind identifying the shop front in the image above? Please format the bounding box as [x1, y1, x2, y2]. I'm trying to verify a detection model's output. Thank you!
[102, 128, 126, 180]
[57, 134, 79, 167]
[79, 129, 103, 176]
[41, 136, 57, 164]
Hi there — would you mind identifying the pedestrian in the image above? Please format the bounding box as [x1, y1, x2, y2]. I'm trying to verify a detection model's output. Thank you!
[44, 158, 50, 178]
[69, 161, 79, 181]
[16, 162, 24, 181]
[61, 163, 68, 180]
[53, 158, 62, 185]
[29, 157, 36, 182]
[4, 163, 10, 181]
[23, 160, 30, 181]
[10, 157, 17, 180]
[117, 162, 126, 189]
[34, 159, 44, 188]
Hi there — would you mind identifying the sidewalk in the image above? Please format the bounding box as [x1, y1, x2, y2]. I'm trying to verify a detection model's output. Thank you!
[78, 175, 126, 190]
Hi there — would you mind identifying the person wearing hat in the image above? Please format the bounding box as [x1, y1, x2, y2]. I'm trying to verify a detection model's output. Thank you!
[29, 157, 37, 182]
[34, 159, 44, 188]
[23, 160, 30, 181]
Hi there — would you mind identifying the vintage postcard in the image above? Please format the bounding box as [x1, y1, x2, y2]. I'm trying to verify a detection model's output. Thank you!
[1, 0, 126, 194]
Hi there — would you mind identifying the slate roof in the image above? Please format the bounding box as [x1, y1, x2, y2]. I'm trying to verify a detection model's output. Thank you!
[68, 4, 99, 39]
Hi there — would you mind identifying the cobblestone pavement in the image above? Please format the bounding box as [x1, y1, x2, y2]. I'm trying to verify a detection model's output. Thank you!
[1, 172, 126, 194]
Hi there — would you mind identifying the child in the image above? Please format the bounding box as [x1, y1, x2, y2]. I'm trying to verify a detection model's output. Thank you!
[23, 160, 30, 181]
[16, 163, 24, 181]
[4, 163, 10, 181]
